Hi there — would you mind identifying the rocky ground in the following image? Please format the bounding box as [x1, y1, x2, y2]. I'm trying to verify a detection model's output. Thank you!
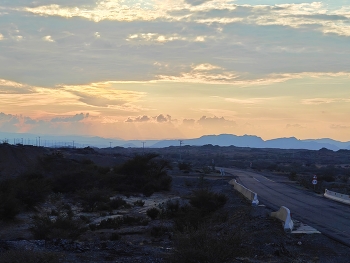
[0, 171, 350, 263]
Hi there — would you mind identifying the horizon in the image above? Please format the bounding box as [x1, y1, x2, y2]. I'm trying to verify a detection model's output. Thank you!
[1, 1, 350, 141]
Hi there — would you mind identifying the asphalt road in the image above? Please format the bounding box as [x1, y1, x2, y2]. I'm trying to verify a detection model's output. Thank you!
[221, 167, 350, 247]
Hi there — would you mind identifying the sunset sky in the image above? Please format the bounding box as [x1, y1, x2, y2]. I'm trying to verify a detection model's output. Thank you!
[1, 0, 350, 141]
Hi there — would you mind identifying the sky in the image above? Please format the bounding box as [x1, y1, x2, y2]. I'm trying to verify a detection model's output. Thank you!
[0, 0, 350, 141]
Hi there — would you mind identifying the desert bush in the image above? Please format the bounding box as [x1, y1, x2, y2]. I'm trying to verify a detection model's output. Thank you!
[288, 171, 297, 181]
[97, 215, 148, 229]
[111, 154, 172, 196]
[0, 192, 21, 220]
[0, 173, 51, 220]
[133, 200, 145, 207]
[31, 213, 86, 240]
[110, 233, 121, 241]
[189, 189, 227, 215]
[147, 207, 160, 220]
[178, 162, 192, 172]
[78, 188, 111, 212]
[122, 215, 148, 226]
[0, 250, 62, 263]
[171, 225, 244, 263]
[98, 217, 123, 229]
[159, 199, 180, 219]
[14, 173, 52, 209]
[109, 197, 128, 209]
[150, 226, 170, 237]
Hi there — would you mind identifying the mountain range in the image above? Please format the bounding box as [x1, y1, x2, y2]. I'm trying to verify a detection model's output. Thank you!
[1, 132, 350, 151]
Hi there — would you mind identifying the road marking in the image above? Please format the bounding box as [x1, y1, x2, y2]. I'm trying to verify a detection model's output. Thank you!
[263, 176, 275, 182]
[253, 177, 260, 182]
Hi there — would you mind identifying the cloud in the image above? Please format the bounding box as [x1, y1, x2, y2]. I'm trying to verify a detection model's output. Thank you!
[185, 0, 212, 6]
[43, 35, 55, 42]
[0, 33, 4, 40]
[51, 113, 89, 122]
[197, 116, 235, 126]
[302, 98, 343, 105]
[156, 114, 172, 123]
[124, 114, 173, 123]
[125, 115, 150, 123]
[126, 33, 209, 43]
[0, 79, 35, 94]
[183, 118, 196, 126]
[60, 82, 146, 109]
[19, 1, 350, 36]
[225, 98, 269, 104]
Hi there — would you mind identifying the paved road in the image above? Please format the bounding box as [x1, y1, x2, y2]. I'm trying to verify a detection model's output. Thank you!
[221, 167, 350, 247]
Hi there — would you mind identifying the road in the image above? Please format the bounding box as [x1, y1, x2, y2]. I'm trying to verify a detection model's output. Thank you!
[221, 167, 350, 247]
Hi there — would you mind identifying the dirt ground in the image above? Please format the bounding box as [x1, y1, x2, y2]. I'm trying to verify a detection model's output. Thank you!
[1, 171, 350, 262]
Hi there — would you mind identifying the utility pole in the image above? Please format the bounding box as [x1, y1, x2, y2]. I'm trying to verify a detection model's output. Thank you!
[142, 142, 146, 154]
[38, 136, 41, 147]
[179, 140, 183, 161]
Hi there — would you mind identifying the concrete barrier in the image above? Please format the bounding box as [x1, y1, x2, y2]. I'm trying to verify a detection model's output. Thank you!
[324, 189, 350, 205]
[271, 206, 294, 232]
[229, 179, 259, 206]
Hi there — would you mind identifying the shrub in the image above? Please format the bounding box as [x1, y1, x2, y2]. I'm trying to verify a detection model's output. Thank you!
[0, 250, 62, 263]
[150, 226, 169, 237]
[171, 225, 244, 263]
[178, 162, 192, 172]
[78, 188, 111, 212]
[109, 197, 127, 209]
[189, 189, 227, 215]
[30, 214, 86, 240]
[147, 207, 160, 220]
[97, 215, 148, 229]
[110, 233, 121, 241]
[0, 193, 21, 221]
[111, 154, 172, 196]
[133, 200, 145, 207]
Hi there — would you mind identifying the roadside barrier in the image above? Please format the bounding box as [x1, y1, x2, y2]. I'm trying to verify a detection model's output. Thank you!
[229, 179, 259, 206]
[270, 206, 294, 232]
[324, 189, 350, 205]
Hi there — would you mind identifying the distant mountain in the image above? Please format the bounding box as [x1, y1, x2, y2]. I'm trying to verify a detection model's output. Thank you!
[149, 134, 350, 151]
[1, 131, 349, 151]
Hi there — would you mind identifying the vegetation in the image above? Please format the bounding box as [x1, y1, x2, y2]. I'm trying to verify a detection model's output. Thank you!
[111, 153, 172, 196]
[0, 173, 51, 220]
[0, 250, 62, 263]
[31, 213, 86, 240]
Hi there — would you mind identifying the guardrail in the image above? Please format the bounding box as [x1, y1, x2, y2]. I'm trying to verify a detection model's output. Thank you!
[229, 179, 259, 206]
[270, 206, 294, 232]
[324, 189, 350, 205]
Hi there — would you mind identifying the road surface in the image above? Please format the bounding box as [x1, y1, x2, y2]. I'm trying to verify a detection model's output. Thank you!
[222, 167, 350, 247]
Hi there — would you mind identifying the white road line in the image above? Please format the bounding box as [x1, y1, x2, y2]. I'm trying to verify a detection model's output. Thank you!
[263, 176, 275, 182]
[253, 177, 260, 182]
